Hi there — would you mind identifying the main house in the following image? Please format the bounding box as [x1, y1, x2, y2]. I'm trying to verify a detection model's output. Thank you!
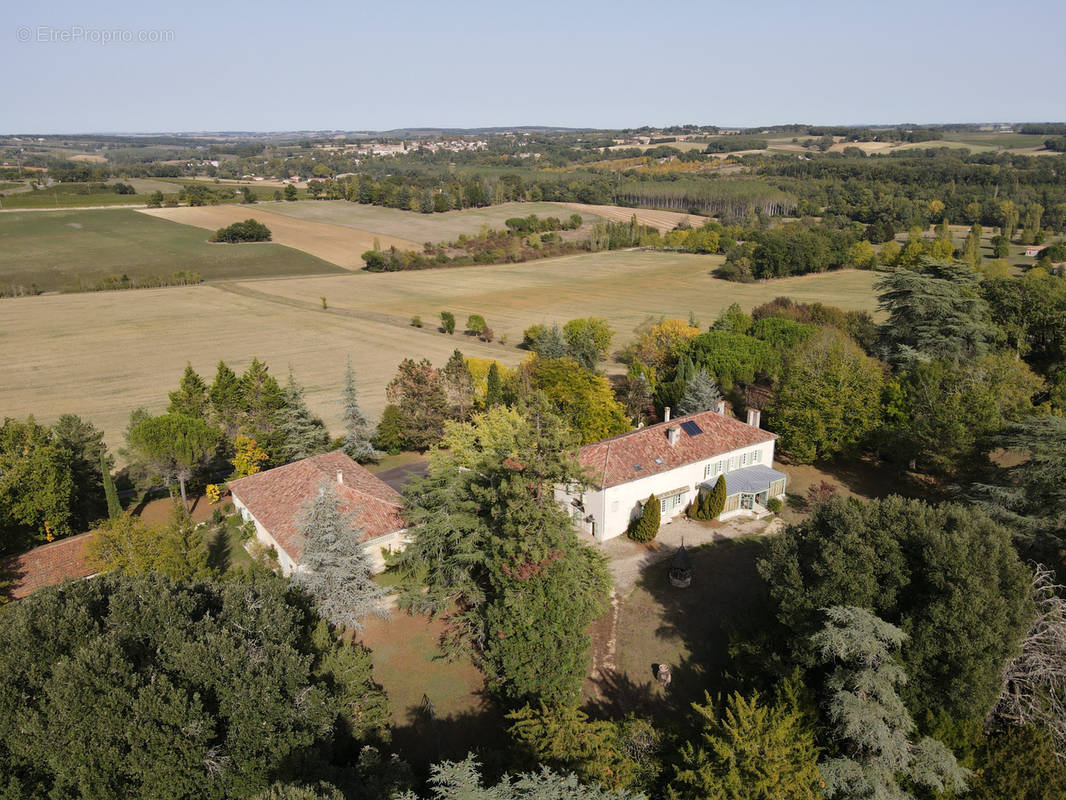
[558, 406, 787, 541]
[229, 450, 408, 574]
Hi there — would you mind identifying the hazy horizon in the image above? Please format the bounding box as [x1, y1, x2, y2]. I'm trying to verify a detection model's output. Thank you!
[8, 0, 1065, 134]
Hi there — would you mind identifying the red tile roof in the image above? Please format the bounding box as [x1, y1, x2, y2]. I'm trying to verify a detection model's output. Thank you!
[578, 409, 776, 489]
[4, 532, 96, 600]
[228, 451, 405, 563]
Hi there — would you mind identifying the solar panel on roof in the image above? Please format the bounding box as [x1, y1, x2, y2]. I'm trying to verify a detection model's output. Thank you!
[680, 420, 703, 436]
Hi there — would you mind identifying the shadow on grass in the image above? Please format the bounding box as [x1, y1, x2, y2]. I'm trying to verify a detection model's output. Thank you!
[205, 525, 231, 572]
[597, 537, 779, 732]
[391, 688, 507, 783]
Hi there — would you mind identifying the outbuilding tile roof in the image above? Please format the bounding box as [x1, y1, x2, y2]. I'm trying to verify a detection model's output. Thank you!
[578, 409, 776, 489]
[228, 451, 406, 564]
[4, 532, 96, 600]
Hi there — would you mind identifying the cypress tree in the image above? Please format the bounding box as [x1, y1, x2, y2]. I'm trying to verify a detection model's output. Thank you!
[485, 362, 503, 408]
[708, 474, 727, 518]
[102, 453, 121, 519]
[629, 495, 660, 542]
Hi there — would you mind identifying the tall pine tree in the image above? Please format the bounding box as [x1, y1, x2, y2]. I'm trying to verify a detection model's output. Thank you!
[340, 357, 379, 463]
[209, 360, 242, 439]
[168, 363, 209, 418]
[277, 370, 331, 463]
[396, 394, 611, 706]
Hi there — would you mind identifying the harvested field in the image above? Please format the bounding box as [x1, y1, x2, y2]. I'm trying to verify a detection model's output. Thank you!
[1, 285, 522, 456]
[0, 209, 340, 294]
[235, 250, 879, 347]
[2, 248, 878, 458]
[140, 205, 420, 269]
[555, 202, 708, 232]
[257, 200, 599, 243]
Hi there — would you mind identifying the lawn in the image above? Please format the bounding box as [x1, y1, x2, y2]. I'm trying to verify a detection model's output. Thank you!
[256, 200, 599, 243]
[592, 537, 772, 720]
[357, 610, 499, 771]
[0, 208, 342, 293]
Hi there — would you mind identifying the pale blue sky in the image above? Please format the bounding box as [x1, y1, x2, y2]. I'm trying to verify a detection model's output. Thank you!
[7, 0, 1065, 133]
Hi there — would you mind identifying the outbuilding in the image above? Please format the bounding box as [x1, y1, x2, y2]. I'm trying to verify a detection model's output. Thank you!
[228, 451, 408, 574]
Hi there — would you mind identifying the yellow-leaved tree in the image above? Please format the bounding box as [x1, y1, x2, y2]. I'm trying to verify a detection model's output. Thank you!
[232, 435, 268, 478]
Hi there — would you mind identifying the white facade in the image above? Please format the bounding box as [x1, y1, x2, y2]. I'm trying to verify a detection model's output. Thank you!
[560, 438, 782, 542]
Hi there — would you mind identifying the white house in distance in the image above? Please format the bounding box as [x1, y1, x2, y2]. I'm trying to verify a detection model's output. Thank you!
[228, 451, 408, 574]
[558, 406, 787, 541]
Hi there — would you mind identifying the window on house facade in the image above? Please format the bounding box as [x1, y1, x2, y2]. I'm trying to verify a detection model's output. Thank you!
[753, 448, 762, 463]
[740, 452, 748, 467]
[660, 492, 685, 514]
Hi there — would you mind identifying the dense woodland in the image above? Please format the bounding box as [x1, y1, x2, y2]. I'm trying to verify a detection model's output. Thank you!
[3, 124, 1066, 798]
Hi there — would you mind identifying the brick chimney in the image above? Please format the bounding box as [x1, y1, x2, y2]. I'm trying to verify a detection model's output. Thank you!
[664, 406, 671, 422]
[746, 408, 761, 428]
[715, 400, 726, 415]
[667, 425, 681, 446]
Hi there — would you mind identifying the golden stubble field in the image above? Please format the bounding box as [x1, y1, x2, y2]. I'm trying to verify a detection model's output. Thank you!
[555, 203, 708, 232]
[1, 248, 879, 457]
[1, 285, 522, 457]
[139, 206, 420, 269]
[238, 250, 880, 345]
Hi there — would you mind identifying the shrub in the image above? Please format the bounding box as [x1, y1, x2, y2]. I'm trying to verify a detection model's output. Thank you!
[210, 218, 271, 243]
[411, 315, 423, 328]
[466, 314, 487, 335]
[766, 497, 783, 513]
[480, 325, 495, 343]
[628, 495, 660, 542]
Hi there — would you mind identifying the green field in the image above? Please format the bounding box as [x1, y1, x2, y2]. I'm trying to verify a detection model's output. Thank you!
[0, 208, 342, 293]
[258, 200, 601, 243]
[939, 131, 1050, 149]
[0, 185, 152, 209]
